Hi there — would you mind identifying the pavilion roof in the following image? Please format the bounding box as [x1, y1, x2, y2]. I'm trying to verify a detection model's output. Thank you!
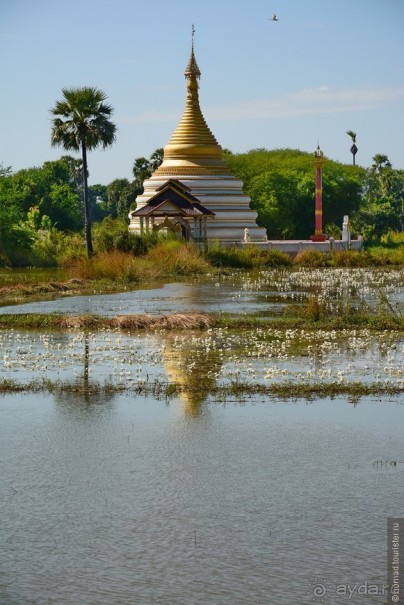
[131, 179, 215, 218]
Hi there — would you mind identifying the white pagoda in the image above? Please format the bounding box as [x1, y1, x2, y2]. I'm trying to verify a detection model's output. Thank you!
[129, 41, 267, 244]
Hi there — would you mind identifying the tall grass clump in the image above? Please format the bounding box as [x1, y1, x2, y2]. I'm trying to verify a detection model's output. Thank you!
[144, 240, 211, 275]
[293, 249, 328, 267]
[65, 250, 141, 282]
[367, 246, 404, 266]
[380, 231, 404, 247]
[205, 243, 291, 268]
[331, 250, 372, 267]
[262, 249, 293, 267]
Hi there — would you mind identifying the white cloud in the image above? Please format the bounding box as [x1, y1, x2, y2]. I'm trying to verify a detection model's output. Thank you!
[119, 85, 404, 124]
[207, 85, 404, 121]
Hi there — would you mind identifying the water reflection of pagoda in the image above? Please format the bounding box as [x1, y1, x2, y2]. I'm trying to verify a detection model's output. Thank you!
[161, 333, 224, 417]
[129, 34, 267, 245]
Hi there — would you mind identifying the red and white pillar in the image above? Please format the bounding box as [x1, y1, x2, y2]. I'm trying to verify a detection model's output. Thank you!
[310, 145, 327, 241]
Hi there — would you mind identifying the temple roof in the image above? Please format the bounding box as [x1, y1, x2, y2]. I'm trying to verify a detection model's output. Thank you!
[131, 179, 215, 217]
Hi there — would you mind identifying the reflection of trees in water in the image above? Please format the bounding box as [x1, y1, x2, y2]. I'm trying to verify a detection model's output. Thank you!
[161, 333, 224, 417]
[53, 332, 116, 411]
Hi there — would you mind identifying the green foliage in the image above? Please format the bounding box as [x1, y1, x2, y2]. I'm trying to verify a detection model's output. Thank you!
[366, 246, 404, 266]
[330, 250, 372, 267]
[145, 240, 211, 275]
[293, 249, 328, 267]
[351, 159, 404, 240]
[132, 148, 163, 193]
[101, 179, 138, 220]
[0, 157, 83, 231]
[380, 231, 404, 246]
[224, 148, 365, 239]
[88, 183, 108, 222]
[205, 243, 292, 268]
[30, 228, 68, 267]
[92, 217, 166, 255]
[66, 240, 210, 282]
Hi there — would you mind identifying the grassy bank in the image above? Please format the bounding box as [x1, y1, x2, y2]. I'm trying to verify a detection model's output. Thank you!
[0, 375, 402, 400]
[0, 240, 402, 307]
[0, 310, 402, 332]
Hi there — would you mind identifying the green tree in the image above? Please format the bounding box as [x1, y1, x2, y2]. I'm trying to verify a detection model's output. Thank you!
[0, 158, 83, 231]
[103, 178, 138, 220]
[346, 130, 358, 166]
[88, 183, 108, 222]
[0, 163, 12, 177]
[50, 87, 116, 256]
[149, 148, 164, 171]
[352, 156, 404, 238]
[132, 148, 164, 194]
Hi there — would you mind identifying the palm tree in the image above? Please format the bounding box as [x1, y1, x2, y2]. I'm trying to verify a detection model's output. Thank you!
[50, 87, 116, 256]
[346, 130, 358, 166]
[372, 154, 392, 172]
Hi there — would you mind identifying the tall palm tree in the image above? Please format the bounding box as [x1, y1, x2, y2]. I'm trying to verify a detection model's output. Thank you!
[346, 130, 358, 166]
[50, 87, 116, 255]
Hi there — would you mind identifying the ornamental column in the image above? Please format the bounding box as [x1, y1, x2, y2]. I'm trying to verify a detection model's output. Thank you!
[310, 145, 327, 242]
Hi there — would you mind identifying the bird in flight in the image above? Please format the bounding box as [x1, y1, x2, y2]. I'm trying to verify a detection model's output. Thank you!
[270, 14, 279, 21]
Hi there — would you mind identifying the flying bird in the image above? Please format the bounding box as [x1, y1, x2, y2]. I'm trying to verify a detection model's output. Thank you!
[270, 14, 278, 21]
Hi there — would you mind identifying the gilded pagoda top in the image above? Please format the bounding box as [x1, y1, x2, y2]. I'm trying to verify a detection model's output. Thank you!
[155, 34, 231, 176]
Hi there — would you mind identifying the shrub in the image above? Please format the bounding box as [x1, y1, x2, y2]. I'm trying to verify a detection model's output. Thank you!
[367, 246, 404, 266]
[146, 240, 210, 275]
[380, 231, 404, 247]
[56, 233, 87, 265]
[331, 250, 372, 267]
[66, 250, 141, 282]
[93, 217, 169, 255]
[261, 249, 292, 267]
[293, 249, 328, 267]
[205, 244, 291, 268]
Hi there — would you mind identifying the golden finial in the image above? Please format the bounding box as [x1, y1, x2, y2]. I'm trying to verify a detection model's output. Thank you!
[185, 25, 201, 79]
[155, 30, 230, 176]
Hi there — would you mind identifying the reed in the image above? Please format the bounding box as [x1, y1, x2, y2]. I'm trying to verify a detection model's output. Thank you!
[293, 249, 328, 267]
[205, 244, 292, 268]
[331, 250, 373, 267]
[0, 376, 402, 400]
[145, 240, 210, 274]
[0, 310, 402, 332]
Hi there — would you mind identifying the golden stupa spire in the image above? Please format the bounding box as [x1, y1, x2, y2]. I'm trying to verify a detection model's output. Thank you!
[156, 26, 230, 176]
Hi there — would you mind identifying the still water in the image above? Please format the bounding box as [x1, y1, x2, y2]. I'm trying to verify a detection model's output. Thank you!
[0, 280, 282, 317]
[1, 267, 402, 317]
[1, 392, 403, 605]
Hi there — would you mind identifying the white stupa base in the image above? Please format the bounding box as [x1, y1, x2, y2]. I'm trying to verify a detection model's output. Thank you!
[129, 174, 268, 244]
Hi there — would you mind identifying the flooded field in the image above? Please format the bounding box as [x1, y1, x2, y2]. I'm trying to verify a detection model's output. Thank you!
[1, 267, 403, 317]
[1, 392, 403, 605]
[0, 326, 403, 396]
[1, 266, 403, 604]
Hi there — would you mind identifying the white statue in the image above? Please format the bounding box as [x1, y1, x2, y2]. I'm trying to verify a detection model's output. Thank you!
[243, 228, 250, 243]
[342, 215, 350, 242]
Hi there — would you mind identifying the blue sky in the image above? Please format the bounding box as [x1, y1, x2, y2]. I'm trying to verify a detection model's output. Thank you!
[1, 0, 403, 185]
